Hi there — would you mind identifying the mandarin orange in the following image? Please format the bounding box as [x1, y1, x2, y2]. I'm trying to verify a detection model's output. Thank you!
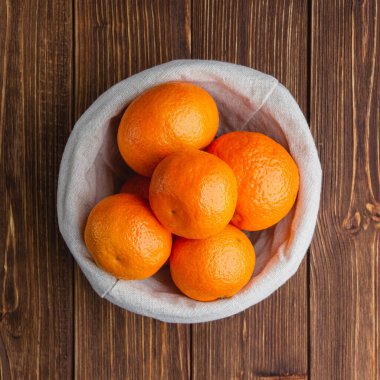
[117, 82, 219, 176]
[84, 194, 172, 280]
[149, 149, 238, 239]
[208, 131, 299, 231]
[120, 174, 150, 199]
[170, 224, 256, 301]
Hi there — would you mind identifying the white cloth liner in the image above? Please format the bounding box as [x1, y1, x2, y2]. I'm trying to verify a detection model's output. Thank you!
[57, 60, 322, 323]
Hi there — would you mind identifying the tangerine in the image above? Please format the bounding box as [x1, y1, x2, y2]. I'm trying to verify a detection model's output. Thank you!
[170, 224, 256, 301]
[84, 194, 172, 280]
[208, 131, 299, 231]
[117, 82, 219, 176]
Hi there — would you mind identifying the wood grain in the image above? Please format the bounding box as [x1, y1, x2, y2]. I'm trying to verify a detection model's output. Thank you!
[255, 377, 306, 380]
[0, 0, 73, 379]
[2, 0, 380, 378]
[310, 0, 380, 378]
[191, 1, 309, 378]
[74, 1, 190, 379]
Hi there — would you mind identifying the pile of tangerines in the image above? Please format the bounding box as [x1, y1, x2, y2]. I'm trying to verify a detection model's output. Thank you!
[84, 82, 299, 302]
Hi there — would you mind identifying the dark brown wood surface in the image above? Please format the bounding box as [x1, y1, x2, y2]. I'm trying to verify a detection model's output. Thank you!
[310, 0, 380, 379]
[0, 0, 379, 379]
[0, 0, 74, 379]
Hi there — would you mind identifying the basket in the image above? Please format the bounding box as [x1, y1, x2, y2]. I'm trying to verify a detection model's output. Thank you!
[57, 60, 322, 323]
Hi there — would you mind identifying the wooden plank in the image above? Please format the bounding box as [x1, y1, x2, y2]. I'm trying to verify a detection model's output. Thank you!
[191, 1, 309, 379]
[310, 0, 380, 379]
[0, 0, 73, 379]
[74, 0, 191, 378]
[255, 377, 306, 380]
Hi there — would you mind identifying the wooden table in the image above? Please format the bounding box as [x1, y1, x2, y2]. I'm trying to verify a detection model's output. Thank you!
[1, 1, 379, 379]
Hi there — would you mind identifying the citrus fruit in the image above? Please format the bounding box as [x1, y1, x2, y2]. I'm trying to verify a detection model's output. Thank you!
[207, 131, 299, 231]
[84, 193, 172, 280]
[149, 149, 238, 239]
[120, 174, 150, 199]
[170, 224, 256, 301]
[117, 82, 219, 176]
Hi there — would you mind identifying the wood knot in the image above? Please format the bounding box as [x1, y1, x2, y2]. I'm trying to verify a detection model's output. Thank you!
[366, 203, 380, 223]
[342, 211, 361, 234]
[94, 19, 110, 30]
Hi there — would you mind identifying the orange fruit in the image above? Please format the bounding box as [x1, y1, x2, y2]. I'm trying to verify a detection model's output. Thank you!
[170, 224, 256, 301]
[120, 174, 150, 199]
[84, 194, 172, 280]
[149, 149, 238, 239]
[207, 131, 299, 231]
[117, 82, 219, 176]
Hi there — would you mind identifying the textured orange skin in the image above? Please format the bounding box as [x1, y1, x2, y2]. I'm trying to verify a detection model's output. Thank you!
[170, 225, 256, 301]
[208, 131, 300, 231]
[120, 174, 150, 200]
[84, 194, 172, 280]
[117, 82, 219, 176]
[149, 149, 238, 239]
